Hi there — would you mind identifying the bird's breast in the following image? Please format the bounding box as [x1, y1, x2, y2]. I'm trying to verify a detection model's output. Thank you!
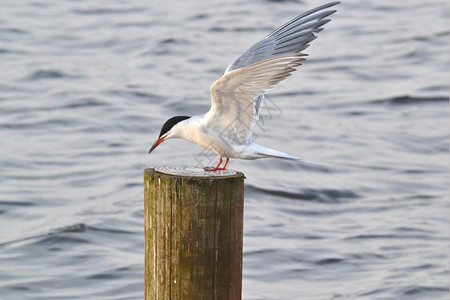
[181, 119, 237, 157]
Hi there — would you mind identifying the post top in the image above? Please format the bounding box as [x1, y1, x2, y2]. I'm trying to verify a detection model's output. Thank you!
[147, 166, 243, 178]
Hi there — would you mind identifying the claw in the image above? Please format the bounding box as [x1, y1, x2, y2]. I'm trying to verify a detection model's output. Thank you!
[204, 157, 229, 171]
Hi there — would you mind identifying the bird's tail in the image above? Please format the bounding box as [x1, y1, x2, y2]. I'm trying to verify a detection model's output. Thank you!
[256, 147, 330, 166]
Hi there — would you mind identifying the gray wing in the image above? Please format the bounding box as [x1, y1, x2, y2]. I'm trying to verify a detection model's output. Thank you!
[225, 1, 340, 73]
[224, 1, 340, 121]
[206, 54, 306, 145]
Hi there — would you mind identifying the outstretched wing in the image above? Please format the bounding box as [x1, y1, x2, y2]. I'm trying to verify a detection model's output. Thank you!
[223, 1, 339, 129]
[225, 1, 340, 73]
[204, 2, 339, 145]
[205, 54, 306, 145]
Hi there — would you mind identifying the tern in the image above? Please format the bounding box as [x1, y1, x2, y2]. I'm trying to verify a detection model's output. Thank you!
[149, 2, 339, 171]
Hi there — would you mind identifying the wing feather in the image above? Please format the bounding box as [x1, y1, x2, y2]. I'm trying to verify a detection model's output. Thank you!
[205, 54, 306, 145]
[224, 2, 340, 73]
[203, 2, 340, 146]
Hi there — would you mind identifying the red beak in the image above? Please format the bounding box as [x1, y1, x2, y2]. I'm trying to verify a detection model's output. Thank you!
[148, 137, 165, 154]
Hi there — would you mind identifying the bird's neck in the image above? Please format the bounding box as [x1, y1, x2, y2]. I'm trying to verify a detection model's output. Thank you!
[180, 115, 208, 140]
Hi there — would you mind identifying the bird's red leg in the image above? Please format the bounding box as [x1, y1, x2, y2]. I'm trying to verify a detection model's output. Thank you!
[218, 157, 230, 170]
[204, 157, 223, 171]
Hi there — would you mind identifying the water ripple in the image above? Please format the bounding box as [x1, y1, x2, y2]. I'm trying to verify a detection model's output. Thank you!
[246, 184, 359, 203]
[0, 1, 448, 299]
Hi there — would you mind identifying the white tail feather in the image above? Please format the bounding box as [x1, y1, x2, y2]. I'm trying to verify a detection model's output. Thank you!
[256, 148, 330, 166]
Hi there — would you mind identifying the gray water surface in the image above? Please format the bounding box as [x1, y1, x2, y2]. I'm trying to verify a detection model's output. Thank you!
[1, 0, 449, 299]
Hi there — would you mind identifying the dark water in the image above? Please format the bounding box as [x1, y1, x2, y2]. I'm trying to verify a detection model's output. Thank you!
[1, 0, 449, 299]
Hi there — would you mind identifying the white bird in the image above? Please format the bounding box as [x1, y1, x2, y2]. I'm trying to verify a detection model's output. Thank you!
[149, 2, 339, 171]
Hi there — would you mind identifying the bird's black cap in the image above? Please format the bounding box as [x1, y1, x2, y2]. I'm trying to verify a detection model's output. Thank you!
[158, 116, 190, 138]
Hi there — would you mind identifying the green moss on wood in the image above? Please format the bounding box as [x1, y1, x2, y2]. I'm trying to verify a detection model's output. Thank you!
[144, 168, 244, 300]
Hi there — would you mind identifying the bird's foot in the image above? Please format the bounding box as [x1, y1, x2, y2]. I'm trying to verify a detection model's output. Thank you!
[203, 157, 229, 172]
[204, 166, 223, 171]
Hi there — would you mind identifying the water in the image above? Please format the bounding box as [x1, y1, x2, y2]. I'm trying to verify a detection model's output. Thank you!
[0, 0, 448, 299]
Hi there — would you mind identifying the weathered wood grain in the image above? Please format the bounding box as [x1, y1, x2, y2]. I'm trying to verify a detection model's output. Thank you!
[144, 167, 244, 300]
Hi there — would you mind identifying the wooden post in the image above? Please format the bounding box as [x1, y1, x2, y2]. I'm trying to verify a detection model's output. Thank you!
[144, 166, 245, 300]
